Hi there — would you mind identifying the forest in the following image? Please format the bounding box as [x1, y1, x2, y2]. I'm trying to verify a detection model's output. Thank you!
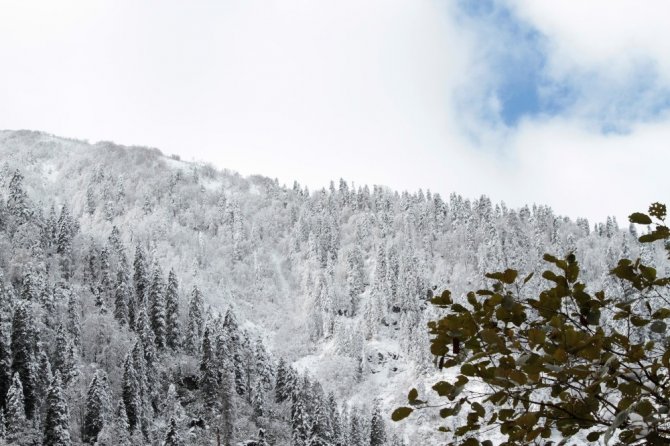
[0, 130, 665, 445]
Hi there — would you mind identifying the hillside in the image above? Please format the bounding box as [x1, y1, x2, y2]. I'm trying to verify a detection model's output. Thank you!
[0, 129, 660, 445]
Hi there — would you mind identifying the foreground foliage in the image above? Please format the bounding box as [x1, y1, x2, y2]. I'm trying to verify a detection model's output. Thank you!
[394, 203, 670, 445]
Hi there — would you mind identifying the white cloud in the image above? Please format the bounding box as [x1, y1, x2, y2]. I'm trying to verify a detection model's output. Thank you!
[0, 0, 667, 224]
[508, 0, 670, 83]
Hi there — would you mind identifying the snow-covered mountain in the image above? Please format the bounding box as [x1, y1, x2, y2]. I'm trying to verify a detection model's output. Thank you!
[0, 129, 658, 445]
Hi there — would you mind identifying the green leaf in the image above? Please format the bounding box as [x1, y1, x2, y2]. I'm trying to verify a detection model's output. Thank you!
[461, 364, 477, 376]
[502, 269, 518, 284]
[432, 381, 453, 397]
[649, 202, 667, 219]
[650, 320, 667, 334]
[652, 308, 670, 319]
[586, 431, 601, 441]
[629, 212, 652, 225]
[408, 388, 418, 403]
[391, 407, 413, 422]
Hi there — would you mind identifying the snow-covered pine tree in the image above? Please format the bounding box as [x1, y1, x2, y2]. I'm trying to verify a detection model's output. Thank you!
[390, 433, 406, 446]
[200, 326, 219, 410]
[165, 268, 181, 350]
[186, 285, 205, 352]
[291, 387, 311, 446]
[275, 357, 289, 403]
[83, 370, 111, 444]
[99, 246, 113, 296]
[251, 384, 265, 420]
[349, 408, 366, 446]
[85, 184, 96, 216]
[64, 289, 82, 351]
[220, 361, 236, 446]
[52, 324, 77, 387]
[135, 304, 157, 367]
[327, 392, 343, 446]
[43, 372, 71, 446]
[346, 245, 366, 315]
[0, 324, 11, 409]
[257, 428, 269, 446]
[121, 349, 142, 433]
[0, 410, 5, 441]
[369, 401, 387, 446]
[35, 347, 53, 417]
[97, 399, 131, 446]
[133, 245, 148, 307]
[114, 253, 131, 327]
[5, 372, 27, 442]
[164, 417, 184, 446]
[56, 205, 75, 279]
[254, 338, 274, 391]
[221, 310, 248, 397]
[10, 302, 37, 420]
[148, 262, 167, 349]
[7, 170, 30, 222]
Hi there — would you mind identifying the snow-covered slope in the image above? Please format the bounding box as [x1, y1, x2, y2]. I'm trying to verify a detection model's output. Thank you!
[0, 129, 657, 444]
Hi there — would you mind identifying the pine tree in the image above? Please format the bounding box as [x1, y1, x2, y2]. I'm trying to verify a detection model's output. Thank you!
[163, 384, 185, 424]
[114, 254, 131, 327]
[200, 326, 219, 410]
[86, 184, 96, 216]
[108, 226, 123, 257]
[57, 205, 75, 279]
[0, 325, 12, 410]
[35, 347, 53, 417]
[251, 384, 265, 419]
[135, 304, 157, 366]
[257, 428, 269, 446]
[309, 395, 332, 446]
[97, 400, 131, 446]
[291, 388, 311, 446]
[254, 338, 274, 391]
[10, 302, 37, 420]
[165, 269, 181, 350]
[5, 372, 27, 441]
[43, 373, 71, 446]
[0, 410, 5, 441]
[350, 409, 365, 446]
[118, 252, 135, 328]
[133, 245, 148, 306]
[186, 286, 204, 352]
[369, 402, 387, 446]
[121, 350, 142, 433]
[275, 357, 289, 403]
[390, 434, 406, 446]
[148, 262, 167, 349]
[164, 417, 184, 446]
[52, 324, 76, 386]
[66, 290, 82, 348]
[20, 265, 39, 301]
[221, 310, 248, 397]
[99, 246, 112, 297]
[220, 363, 236, 446]
[327, 392, 343, 446]
[83, 370, 110, 444]
[7, 170, 30, 221]
[347, 246, 366, 314]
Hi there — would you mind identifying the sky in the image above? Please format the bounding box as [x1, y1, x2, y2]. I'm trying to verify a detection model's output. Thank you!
[0, 0, 669, 224]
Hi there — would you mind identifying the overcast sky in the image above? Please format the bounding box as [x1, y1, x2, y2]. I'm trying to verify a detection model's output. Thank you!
[1, 0, 669, 223]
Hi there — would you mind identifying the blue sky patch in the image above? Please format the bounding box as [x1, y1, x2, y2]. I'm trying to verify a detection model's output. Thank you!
[456, 0, 670, 131]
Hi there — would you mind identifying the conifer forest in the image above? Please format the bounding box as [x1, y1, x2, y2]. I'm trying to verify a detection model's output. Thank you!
[0, 130, 665, 445]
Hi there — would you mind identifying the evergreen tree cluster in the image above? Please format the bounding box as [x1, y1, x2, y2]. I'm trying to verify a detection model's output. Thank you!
[0, 130, 649, 443]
